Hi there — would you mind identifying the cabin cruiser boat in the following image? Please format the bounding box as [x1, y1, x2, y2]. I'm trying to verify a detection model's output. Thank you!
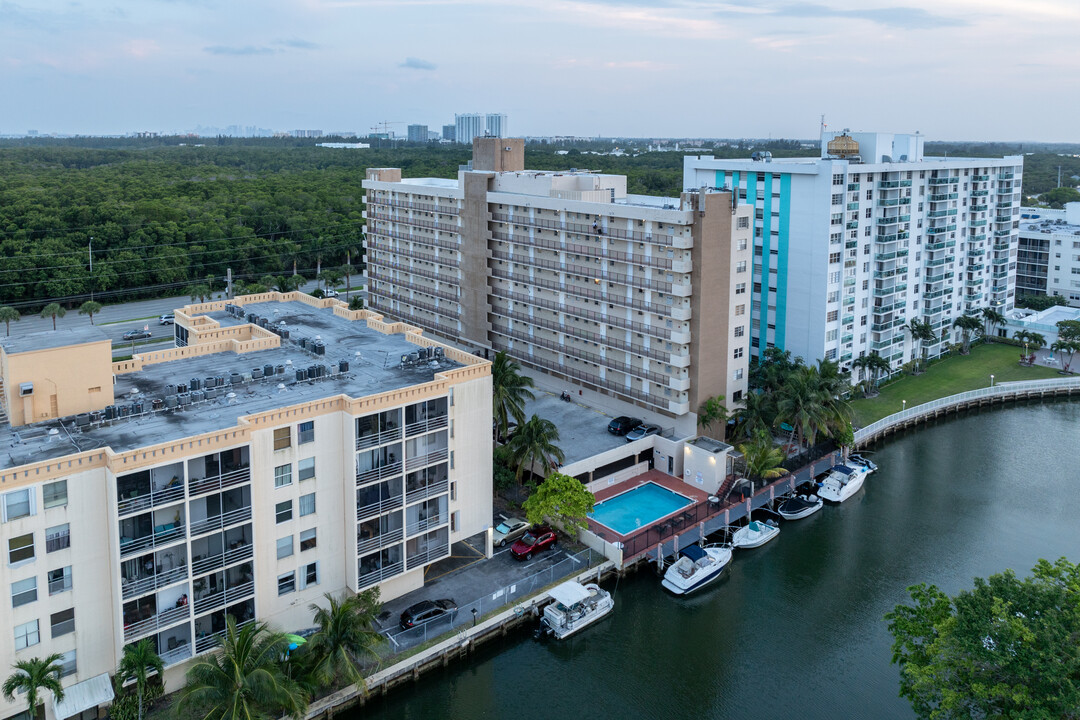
[848, 453, 878, 474]
[539, 581, 614, 639]
[775, 493, 823, 520]
[816, 464, 868, 503]
[731, 518, 780, 549]
[661, 544, 732, 595]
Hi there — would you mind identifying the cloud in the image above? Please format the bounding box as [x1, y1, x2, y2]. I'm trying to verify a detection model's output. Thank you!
[203, 45, 277, 55]
[399, 57, 436, 70]
[274, 38, 320, 50]
[769, 3, 967, 29]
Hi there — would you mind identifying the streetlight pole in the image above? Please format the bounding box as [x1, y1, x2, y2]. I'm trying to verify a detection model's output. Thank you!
[88, 236, 94, 302]
[902, 399, 907, 413]
[990, 374, 995, 387]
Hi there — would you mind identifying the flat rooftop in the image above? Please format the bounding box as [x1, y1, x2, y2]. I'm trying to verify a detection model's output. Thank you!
[0, 323, 108, 354]
[688, 436, 732, 453]
[0, 300, 462, 470]
[521, 391, 642, 466]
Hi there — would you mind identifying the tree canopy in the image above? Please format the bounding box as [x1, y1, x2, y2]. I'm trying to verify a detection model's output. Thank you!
[523, 471, 595, 538]
[885, 557, 1080, 720]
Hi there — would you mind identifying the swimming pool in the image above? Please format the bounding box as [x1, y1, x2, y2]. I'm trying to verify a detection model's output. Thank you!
[589, 482, 692, 535]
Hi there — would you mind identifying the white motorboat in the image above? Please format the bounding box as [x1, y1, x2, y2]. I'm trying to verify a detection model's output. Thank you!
[661, 544, 732, 595]
[731, 518, 780, 549]
[816, 463, 867, 503]
[540, 581, 614, 639]
[848, 453, 878, 474]
[775, 493, 823, 520]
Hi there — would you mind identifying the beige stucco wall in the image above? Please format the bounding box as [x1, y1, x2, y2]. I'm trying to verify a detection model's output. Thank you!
[2, 340, 115, 426]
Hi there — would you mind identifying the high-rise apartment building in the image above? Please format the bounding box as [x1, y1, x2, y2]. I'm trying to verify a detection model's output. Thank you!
[454, 114, 485, 146]
[0, 294, 491, 719]
[485, 114, 507, 139]
[407, 124, 429, 143]
[442, 124, 456, 143]
[362, 138, 752, 434]
[683, 131, 1024, 370]
[1015, 203, 1080, 307]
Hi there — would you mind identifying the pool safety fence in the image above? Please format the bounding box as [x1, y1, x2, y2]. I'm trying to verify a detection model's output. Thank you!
[381, 548, 599, 652]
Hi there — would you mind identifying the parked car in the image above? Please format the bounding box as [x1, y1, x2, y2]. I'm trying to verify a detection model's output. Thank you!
[625, 423, 662, 442]
[607, 416, 642, 436]
[324, 289, 339, 298]
[399, 599, 457, 630]
[158, 314, 174, 325]
[511, 527, 557, 560]
[122, 329, 152, 341]
[493, 517, 529, 547]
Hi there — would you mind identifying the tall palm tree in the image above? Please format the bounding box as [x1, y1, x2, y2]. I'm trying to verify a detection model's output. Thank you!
[177, 618, 308, 720]
[3, 654, 65, 719]
[505, 414, 565, 482]
[732, 389, 773, 440]
[78, 300, 102, 325]
[1027, 331, 1046, 351]
[1051, 339, 1079, 373]
[774, 368, 831, 451]
[850, 355, 872, 389]
[317, 268, 343, 295]
[696, 395, 728, 437]
[491, 351, 535, 441]
[115, 639, 164, 720]
[188, 284, 212, 303]
[0, 306, 20, 336]
[981, 306, 1006, 339]
[902, 318, 935, 373]
[953, 315, 983, 354]
[736, 433, 789, 483]
[865, 353, 892, 395]
[302, 590, 383, 691]
[40, 303, 65, 331]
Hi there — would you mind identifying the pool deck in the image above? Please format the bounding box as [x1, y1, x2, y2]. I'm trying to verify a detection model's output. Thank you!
[587, 470, 711, 543]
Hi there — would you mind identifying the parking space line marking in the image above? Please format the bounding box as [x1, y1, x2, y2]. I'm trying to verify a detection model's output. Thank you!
[424, 556, 485, 583]
[461, 540, 485, 557]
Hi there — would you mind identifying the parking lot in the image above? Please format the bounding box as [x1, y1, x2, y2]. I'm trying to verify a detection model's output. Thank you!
[521, 391, 638, 465]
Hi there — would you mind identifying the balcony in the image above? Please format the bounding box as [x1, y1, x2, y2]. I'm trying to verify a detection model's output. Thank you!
[190, 542, 253, 577]
[847, 202, 859, 211]
[927, 209, 957, 218]
[122, 556, 188, 601]
[847, 183, 860, 191]
[926, 240, 957, 251]
[972, 189, 989, 197]
[846, 221, 859, 230]
[355, 461, 403, 486]
[998, 172, 1014, 180]
[188, 506, 252, 538]
[124, 603, 191, 643]
[188, 466, 251, 498]
[878, 197, 912, 207]
[877, 215, 910, 225]
[992, 257, 1010, 266]
[970, 204, 988, 212]
[405, 447, 449, 472]
[405, 413, 449, 438]
[928, 177, 959, 186]
[972, 174, 990, 182]
[356, 425, 402, 451]
[927, 225, 957, 235]
[928, 193, 958, 202]
[969, 247, 986, 256]
[120, 521, 186, 558]
[490, 268, 673, 319]
[356, 527, 404, 557]
[968, 263, 985, 273]
[878, 180, 912, 189]
[192, 579, 255, 617]
[490, 212, 678, 247]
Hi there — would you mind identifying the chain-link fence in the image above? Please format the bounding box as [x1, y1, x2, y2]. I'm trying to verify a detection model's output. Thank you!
[382, 548, 598, 653]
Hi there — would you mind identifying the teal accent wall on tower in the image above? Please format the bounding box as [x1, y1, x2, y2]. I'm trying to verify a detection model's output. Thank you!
[776, 173, 792, 351]
[715, 170, 726, 188]
[759, 173, 772, 347]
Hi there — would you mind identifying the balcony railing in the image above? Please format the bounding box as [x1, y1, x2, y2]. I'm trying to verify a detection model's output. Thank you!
[405, 414, 449, 437]
[406, 542, 451, 570]
[355, 461, 403, 486]
[122, 565, 187, 600]
[193, 580, 255, 616]
[369, 270, 460, 304]
[356, 426, 402, 451]
[356, 495, 404, 521]
[368, 240, 460, 269]
[489, 212, 678, 247]
[190, 542, 253, 577]
[405, 448, 449, 472]
[491, 231, 676, 270]
[490, 250, 677, 293]
[117, 483, 186, 517]
[489, 264, 673, 316]
[188, 506, 252, 538]
[928, 192, 958, 202]
[367, 197, 460, 216]
[124, 604, 192, 642]
[357, 559, 406, 590]
[356, 527, 404, 556]
[406, 514, 446, 538]
[928, 177, 959, 186]
[188, 467, 250, 498]
[367, 225, 462, 253]
[120, 524, 186, 558]
[405, 479, 449, 506]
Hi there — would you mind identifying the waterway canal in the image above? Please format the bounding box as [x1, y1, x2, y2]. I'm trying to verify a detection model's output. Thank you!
[358, 400, 1080, 719]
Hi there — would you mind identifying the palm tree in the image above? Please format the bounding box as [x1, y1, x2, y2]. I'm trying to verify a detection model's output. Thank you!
[40, 303, 65, 331]
[1051, 339, 1079, 373]
[736, 433, 789, 483]
[731, 389, 773, 440]
[505, 414, 565, 483]
[774, 368, 831, 451]
[864, 353, 892, 396]
[3, 653, 65, 719]
[0, 306, 20, 336]
[302, 590, 383, 691]
[850, 355, 872, 390]
[1027, 331, 1046, 351]
[696, 395, 727, 438]
[318, 268, 343, 295]
[78, 300, 103, 325]
[188, 284, 212, 303]
[177, 617, 308, 720]
[981, 306, 1006, 340]
[491, 351, 535, 442]
[953, 315, 983, 354]
[115, 639, 164, 720]
[902, 318, 935, 373]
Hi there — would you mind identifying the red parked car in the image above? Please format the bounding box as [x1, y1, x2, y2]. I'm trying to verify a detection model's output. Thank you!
[510, 527, 557, 560]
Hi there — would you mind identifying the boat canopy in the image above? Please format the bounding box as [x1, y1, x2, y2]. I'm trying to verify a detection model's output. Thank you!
[680, 545, 707, 562]
[549, 581, 591, 607]
[831, 465, 854, 475]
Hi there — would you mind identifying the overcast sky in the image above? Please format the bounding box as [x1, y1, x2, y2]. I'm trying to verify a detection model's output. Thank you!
[2, 0, 1077, 141]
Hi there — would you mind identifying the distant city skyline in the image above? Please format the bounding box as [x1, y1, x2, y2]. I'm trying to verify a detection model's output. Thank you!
[2, 0, 1078, 142]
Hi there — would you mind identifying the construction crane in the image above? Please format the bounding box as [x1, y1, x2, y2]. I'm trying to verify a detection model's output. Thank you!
[369, 121, 405, 145]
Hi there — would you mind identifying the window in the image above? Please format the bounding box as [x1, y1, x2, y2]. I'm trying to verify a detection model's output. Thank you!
[831, 193, 843, 205]
[826, 329, 838, 342]
[300, 562, 320, 589]
[276, 536, 293, 559]
[737, 216, 749, 229]
[299, 493, 316, 517]
[734, 283, 746, 295]
[50, 609, 74, 638]
[829, 271, 841, 284]
[9, 534, 34, 564]
[734, 368, 744, 380]
[737, 238, 748, 251]
[2, 489, 33, 522]
[734, 304, 745, 316]
[275, 500, 292, 524]
[298, 457, 315, 482]
[298, 421, 315, 445]
[830, 232, 842, 244]
[43, 481, 67, 509]
[277, 572, 296, 596]
[12, 577, 36, 607]
[832, 174, 844, 185]
[58, 650, 76, 678]
[733, 347, 744, 359]
[733, 326, 745, 338]
[300, 528, 317, 552]
[827, 310, 839, 322]
[273, 428, 291, 451]
[45, 524, 69, 553]
[14, 620, 39, 650]
[735, 261, 747, 274]
[827, 290, 839, 304]
[274, 464, 292, 488]
[732, 390, 743, 403]
[829, 252, 841, 264]
[48, 566, 71, 595]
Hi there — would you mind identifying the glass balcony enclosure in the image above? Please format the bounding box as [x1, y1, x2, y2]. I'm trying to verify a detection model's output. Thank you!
[116, 462, 185, 515]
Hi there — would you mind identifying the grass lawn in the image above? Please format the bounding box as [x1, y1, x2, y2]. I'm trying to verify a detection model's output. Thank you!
[851, 342, 1064, 426]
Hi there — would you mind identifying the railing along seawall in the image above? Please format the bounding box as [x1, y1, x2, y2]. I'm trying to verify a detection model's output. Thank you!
[854, 377, 1080, 447]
